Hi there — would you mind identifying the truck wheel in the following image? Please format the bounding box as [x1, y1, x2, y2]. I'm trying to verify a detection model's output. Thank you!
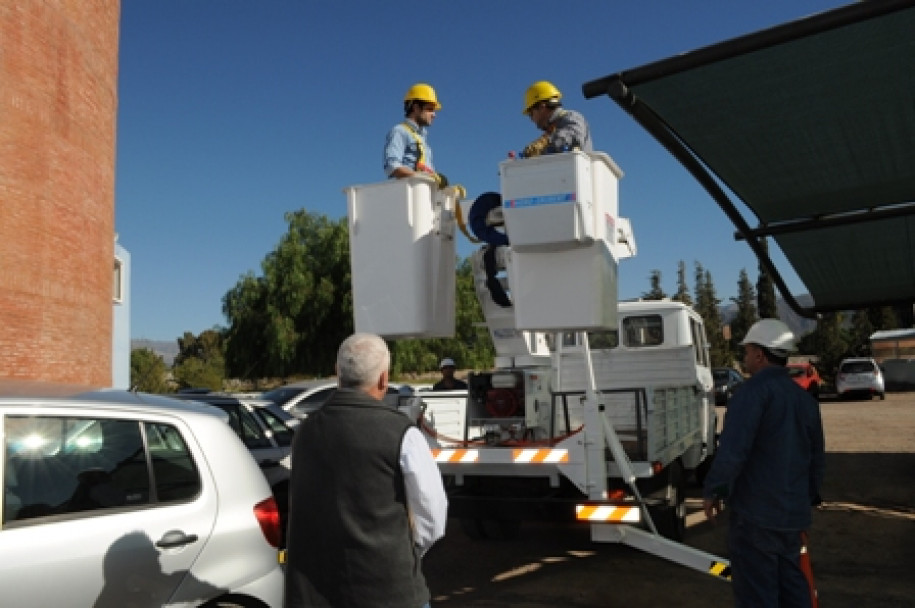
[650, 462, 685, 542]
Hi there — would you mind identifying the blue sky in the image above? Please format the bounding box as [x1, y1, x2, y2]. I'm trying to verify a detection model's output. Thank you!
[116, 0, 842, 341]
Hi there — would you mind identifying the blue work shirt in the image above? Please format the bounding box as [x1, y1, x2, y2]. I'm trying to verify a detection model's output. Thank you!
[383, 119, 434, 177]
[546, 108, 592, 153]
[703, 365, 825, 531]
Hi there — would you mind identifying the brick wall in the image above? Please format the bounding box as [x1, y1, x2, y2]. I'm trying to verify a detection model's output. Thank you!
[0, 1, 120, 386]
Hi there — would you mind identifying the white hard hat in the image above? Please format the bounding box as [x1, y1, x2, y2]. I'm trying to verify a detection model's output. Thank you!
[739, 319, 796, 356]
[440, 358, 456, 369]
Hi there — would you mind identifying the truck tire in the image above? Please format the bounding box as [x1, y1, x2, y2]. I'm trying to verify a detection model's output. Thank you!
[649, 461, 686, 542]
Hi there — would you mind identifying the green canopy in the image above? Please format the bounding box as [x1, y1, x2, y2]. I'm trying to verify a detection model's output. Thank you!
[584, 0, 915, 318]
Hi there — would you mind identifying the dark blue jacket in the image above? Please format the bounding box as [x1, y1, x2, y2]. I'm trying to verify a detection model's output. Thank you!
[703, 365, 825, 530]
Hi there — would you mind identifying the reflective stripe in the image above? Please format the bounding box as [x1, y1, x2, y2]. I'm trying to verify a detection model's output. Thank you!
[708, 561, 732, 580]
[432, 449, 478, 463]
[576, 504, 640, 523]
[512, 448, 568, 463]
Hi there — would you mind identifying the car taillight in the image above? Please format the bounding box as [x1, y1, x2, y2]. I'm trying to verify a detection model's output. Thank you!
[253, 496, 282, 548]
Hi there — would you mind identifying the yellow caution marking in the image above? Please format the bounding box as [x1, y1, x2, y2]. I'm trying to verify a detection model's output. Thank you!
[512, 448, 569, 463]
[709, 561, 732, 580]
[575, 504, 641, 523]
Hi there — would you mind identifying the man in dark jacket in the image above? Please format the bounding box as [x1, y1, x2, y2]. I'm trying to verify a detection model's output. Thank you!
[285, 333, 448, 608]
[703, 319, 825, 607]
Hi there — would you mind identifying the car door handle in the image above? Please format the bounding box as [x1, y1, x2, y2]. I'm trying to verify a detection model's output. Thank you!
[156, 530, 199, 549]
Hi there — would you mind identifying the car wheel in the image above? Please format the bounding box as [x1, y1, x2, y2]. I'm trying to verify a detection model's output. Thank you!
[807, 385, 819, 400]
[879, 392, 886, 400]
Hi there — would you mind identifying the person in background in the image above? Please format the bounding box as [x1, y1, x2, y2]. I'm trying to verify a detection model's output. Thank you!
[431, 357, 468, 391]
[384, 83, 448, 188]
[703, 319, 825, 607]
[285, 333, 448, 608]
[520, 80, 592, 157]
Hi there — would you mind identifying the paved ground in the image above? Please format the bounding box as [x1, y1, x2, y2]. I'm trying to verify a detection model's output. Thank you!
[423, 393, 915, 607]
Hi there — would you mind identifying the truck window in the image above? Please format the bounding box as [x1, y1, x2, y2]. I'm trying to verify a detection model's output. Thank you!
[622, 315, 663, 347]
[550, 330, 618, 350]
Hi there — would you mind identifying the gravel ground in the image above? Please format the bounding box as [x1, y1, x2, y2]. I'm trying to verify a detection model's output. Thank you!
[423, 392, 915, 607]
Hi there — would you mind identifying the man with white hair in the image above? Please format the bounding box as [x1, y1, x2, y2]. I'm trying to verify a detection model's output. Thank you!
[703, 319, 825, 607]
[285, 333, 448, 608]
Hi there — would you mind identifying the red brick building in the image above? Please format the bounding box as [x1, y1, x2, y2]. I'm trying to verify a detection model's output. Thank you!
[0, 1, 120, 386]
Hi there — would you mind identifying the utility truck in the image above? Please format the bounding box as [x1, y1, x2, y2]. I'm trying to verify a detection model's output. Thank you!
[345, 149, 729, 580]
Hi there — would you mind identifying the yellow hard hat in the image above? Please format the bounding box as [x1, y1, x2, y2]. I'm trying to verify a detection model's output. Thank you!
[404, 83, 441, 110]
[523, 81, 562, 114]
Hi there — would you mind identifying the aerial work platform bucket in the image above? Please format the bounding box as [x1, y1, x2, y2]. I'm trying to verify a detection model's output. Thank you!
[499, 152, 624, 331]
[345, 176, 457, 338]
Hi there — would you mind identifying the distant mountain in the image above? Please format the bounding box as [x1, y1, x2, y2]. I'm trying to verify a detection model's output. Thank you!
[132, 339, 179, 366]
[720, 293, 817, 338]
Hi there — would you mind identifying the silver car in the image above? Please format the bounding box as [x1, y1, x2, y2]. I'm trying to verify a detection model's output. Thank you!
[0, 388, 284, 607]
[836, 357, 886, 400]
[262, 380, 414, 419]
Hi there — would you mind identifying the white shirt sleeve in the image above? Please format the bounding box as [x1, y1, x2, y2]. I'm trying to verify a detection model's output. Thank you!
[400, 426, 448, 556]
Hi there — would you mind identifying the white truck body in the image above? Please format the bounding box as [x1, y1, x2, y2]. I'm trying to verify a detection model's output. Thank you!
[346, 151, 730, 580]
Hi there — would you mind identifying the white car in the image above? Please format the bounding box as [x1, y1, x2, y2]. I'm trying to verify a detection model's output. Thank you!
[262, 380, 414, 419]
[0, 387, 284, 607]
[836, 357, 886, 400]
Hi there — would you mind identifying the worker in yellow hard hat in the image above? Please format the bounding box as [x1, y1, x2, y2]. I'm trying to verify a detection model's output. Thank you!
[383, 83, 448, 188]
[520, 80, 592, 157]
[465, 81, 594, 249]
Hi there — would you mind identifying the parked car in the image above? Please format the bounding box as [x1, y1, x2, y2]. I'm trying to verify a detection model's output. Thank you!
[787, 362, 823, 398]
[836, 357, 886, 400]
[171, 393, 296, 484]
[263, 380, 414, 419]
[0, 387, 284, 607]
[712, 367, 744, 406]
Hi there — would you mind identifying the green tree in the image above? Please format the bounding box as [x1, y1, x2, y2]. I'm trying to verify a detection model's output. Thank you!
[730, 269, 758, 353]
[672, 260, 692, 307]
[694, 263, 729, 366]
[867, 306, 899, 332]
[848, 309, 874, 357]
[756, 237, 778, 318]
[642, 270, 667, 300]
[223, 211, 352, 379]
[130, 348, 169, 393]
[797, 312, 848, 385]
[172, 329, 225, 391]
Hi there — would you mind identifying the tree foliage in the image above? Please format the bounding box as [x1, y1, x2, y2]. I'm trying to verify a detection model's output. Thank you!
[796, 312, 848, 383]
[756, 238, 778, 318]
[694, 263, 729, 366]
[672, 260, 692, 307]
[172, 330, 225, 391]
[223, 211, 352, 380]
[729, 269, 758, 352]
[641, 270, 667, 300]
[130, 348, 169, 393]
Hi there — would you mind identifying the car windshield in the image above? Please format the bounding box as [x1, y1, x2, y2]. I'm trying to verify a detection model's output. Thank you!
[842, 361, 876, 374]
[713, 370, 729, 383]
